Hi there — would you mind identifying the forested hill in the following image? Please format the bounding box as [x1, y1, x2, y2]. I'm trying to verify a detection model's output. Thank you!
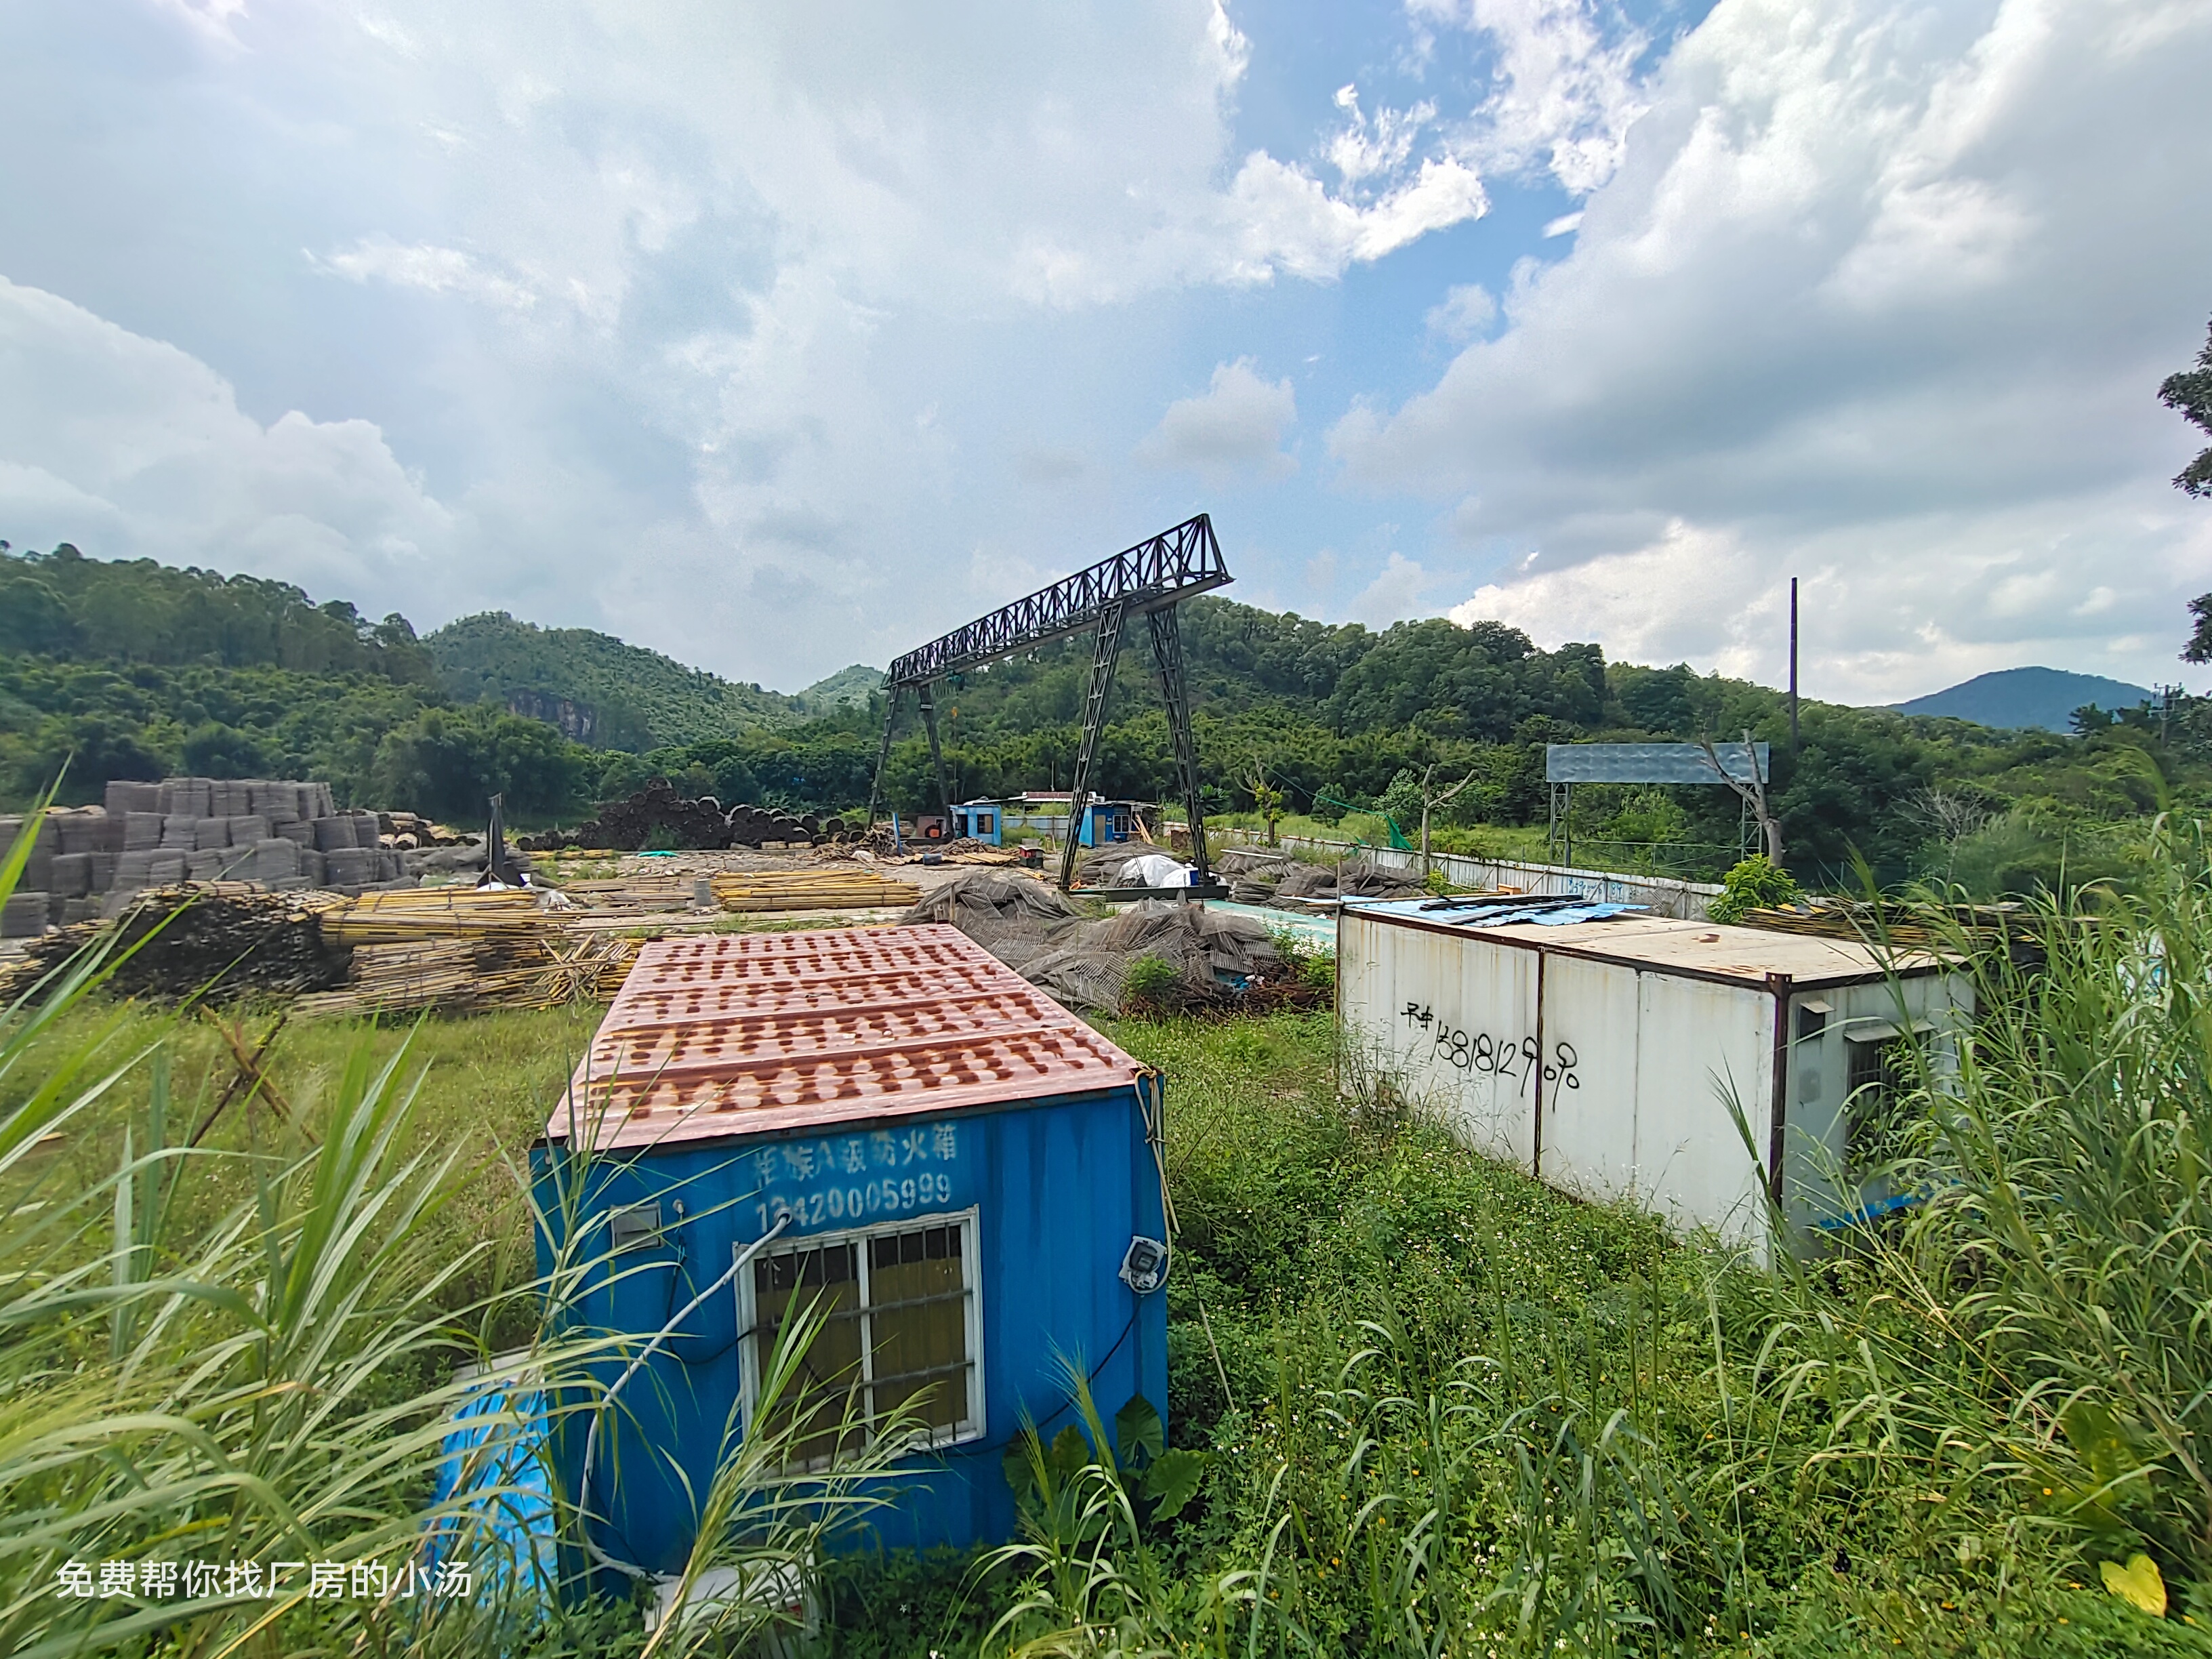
[423, 611, 809, 749]
[930, 596, 1610, 739]
[795, 663, 886, 714]
[4, 541, 2206, 899]
[0, 543, 434, 680]
[1890, 666, 2154, 731]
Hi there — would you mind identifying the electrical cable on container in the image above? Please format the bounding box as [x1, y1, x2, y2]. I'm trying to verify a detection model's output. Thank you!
[577, 1212, 793, 1582]
[1136, 1067, 1176, 1239]
[941, 1305, 1143, 1458]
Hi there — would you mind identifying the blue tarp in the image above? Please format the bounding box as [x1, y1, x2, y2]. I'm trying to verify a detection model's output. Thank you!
[428, 1376, 557, 1603]
[1346, 898, 1648, 929]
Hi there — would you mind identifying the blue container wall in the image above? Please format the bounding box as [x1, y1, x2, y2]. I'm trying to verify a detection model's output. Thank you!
[949, 806, 1003, 845]
[1078, 805, 1127, 848]
[533, 1085, 1167, 1569]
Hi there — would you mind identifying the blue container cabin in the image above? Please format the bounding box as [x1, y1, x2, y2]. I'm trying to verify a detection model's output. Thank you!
[1004, 795, 1143, 846]
[1078, 800, 1144, 848]
[946, 800, 1004, 845]
[533, 925, 1168, 1570]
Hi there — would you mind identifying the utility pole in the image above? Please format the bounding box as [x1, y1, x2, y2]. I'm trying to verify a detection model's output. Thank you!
[1788, 576, 1801, 754]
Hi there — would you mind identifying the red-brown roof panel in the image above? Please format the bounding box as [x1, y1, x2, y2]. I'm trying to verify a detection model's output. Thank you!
[545, 924, 1142, 1152]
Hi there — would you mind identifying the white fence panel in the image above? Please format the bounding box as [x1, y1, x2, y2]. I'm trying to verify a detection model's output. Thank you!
[1223, 831, 1721, 920]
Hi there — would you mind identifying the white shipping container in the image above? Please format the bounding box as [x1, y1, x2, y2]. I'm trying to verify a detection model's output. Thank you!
[1337, 905, 1972, 1263]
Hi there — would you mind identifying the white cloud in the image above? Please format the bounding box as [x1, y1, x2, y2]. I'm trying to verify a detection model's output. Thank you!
[1426, 283, 1498, 343]
[0, 1, 1502, 689]
[1206, 152, 1489, 287]
[1340, 0, 2212, 697]
[1351, 551, 1439, 627]
[312, 239, 540, 314]
[149, 0, 248, 45]
[1138, 359, 1298, 482]
[0, 276, 456, 606]
[1327, 84, 1438, 188]
[1450, 499, 2212, 704]
[1413, 0, 1652, 194]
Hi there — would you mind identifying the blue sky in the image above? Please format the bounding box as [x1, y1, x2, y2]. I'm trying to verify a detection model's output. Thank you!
[1, 0, 2208, 703]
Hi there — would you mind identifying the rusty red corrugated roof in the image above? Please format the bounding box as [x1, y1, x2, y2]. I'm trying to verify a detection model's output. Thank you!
[543, 924, 1143, 1152]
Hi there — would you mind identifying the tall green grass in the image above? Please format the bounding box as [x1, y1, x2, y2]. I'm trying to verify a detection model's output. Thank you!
[0, 811, 901, 1658]
[1891, 824, 2212, 1580]
[949, 833, 2212, 1656]
[14, 808, 2212, 1654]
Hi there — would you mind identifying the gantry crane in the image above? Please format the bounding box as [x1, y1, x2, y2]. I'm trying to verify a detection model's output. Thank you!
[866, 514, 1231, 895]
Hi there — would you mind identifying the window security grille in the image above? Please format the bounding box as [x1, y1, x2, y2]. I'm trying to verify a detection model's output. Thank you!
[741, 1210, 981, 1472]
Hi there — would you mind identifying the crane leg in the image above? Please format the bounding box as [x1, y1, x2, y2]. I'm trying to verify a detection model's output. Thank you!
[866, 687, 903, 828]
[1058, 600, 1127, 891]
[1148, 606, 1209, 892]
[917, 682, 952, 826]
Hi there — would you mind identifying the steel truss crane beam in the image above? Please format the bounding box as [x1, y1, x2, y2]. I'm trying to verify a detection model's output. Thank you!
[884, 515, 1230, 688]
[866, 515, 1229, 893]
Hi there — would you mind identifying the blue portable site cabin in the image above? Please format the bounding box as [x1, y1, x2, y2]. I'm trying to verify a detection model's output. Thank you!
[1006, 794, 1144, 847]
[533, 925, 1170, 1570]
[947, 800, 1004, 844]
[1079, 800, 1143, 848]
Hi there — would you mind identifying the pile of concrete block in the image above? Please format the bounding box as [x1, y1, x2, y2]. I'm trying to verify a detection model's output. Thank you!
[0, 777, 411, 937]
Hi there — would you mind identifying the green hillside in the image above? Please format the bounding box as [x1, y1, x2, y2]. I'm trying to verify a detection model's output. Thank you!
[832, 594, 2211, 888]
[796, 663, 884, 714]
[0, 546, 595, 821]
[5, 539, 2209, 899]
[0, 542, 435, 680]
[423, 611, 808, 748]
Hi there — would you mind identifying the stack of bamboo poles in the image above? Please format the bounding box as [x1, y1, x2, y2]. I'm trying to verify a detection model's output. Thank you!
[320, 888, 554, 945]
[293, 939, 493, 1017]
[710, 869, 920, 912]
[293, 932, 644, 1019]
[556, 874, 699, 915]
[1738, 898, 2026, 954]
[297, 888, 644, 1019]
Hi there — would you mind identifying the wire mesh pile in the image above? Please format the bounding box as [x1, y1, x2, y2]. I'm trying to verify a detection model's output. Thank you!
[901, 870, 1088, 974]
[899, 869, 1298, 1015]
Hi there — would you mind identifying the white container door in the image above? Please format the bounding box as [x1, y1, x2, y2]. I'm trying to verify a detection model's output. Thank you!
[1536, 954, 1642, 1204]
[1339, 914, 1539, 1171]
[1632, 972, 1775, 1256]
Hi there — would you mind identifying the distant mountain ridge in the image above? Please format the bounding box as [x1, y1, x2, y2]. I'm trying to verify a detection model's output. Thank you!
[1889, 666, 2155, 731]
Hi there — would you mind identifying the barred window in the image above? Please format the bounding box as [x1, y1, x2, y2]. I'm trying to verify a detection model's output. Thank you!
[1843, 1036, 1910, 1183]
[740, 1210, 981, 1471]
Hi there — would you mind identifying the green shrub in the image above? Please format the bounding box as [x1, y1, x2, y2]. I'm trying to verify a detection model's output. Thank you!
[1708, 852, 1801, 922]
[1122, 953, 1179, 1008]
